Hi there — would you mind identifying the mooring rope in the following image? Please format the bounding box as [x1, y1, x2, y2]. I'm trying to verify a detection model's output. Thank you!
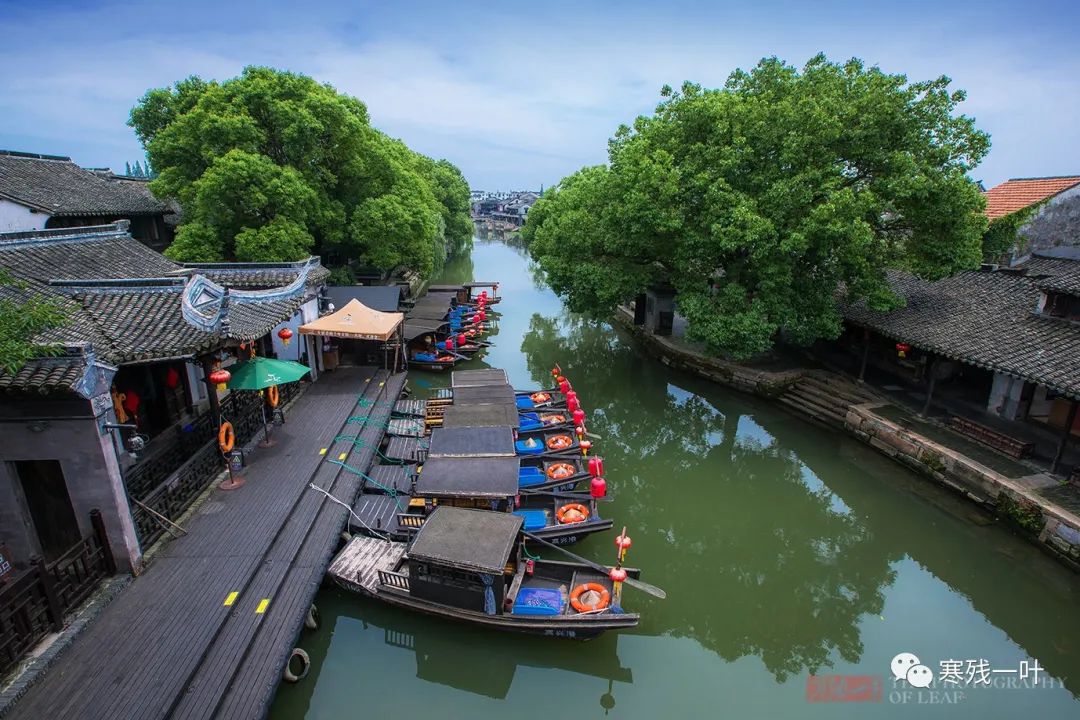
[307, 482, 391, 541]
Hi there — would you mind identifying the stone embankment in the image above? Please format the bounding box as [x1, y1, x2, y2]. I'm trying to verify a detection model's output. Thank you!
[615, 309, 1080, 571]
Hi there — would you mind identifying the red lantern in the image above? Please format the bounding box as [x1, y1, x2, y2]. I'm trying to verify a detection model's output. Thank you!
[579, 439, 592, 455]
[895, 342, 911, 359]
[209, 368, 231, 392]
[445, 336, 455, 350]
[567, 396, 580, 413]
[588, 456, 604, 477]
[165, 366, 180, 389]
[572, 409, 586, 427]
[278, 326, 294, 347]
[615, 534, 632, 552]
[558, 378, 571, 395]
[457, 333, 467, 346]
[566, 390, 578, 405]
[551, 367, 560, 378]
[590, 476, 607, 498]
[609, 566, 627, 584]
[478, 310, 486, 322]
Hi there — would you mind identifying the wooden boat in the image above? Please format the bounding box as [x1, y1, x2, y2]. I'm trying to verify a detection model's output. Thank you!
[514, 390, 567, 411]
[517, 410, 573, 433]
[328, 507, 639, 637]
[349, 454, 611, 544]
[518, 455, 592, 492]
[515, 429, 583, 457]
[407, 351, 465, 372]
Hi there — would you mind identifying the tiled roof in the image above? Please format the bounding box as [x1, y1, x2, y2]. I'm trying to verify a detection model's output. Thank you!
[0, 356, 88, 396]
[983, 176, 1080, 220]
[0, 151, 168, 216]
[0, 224, 319, 392]
[841, 259, 1080, 398]
[176, 260, 330, 289]
[1034, 262, 1080, 296]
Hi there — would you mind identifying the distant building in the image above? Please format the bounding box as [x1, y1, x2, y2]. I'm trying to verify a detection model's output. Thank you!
[984, 175, 1080, 264]
[0, 150, 176, 250]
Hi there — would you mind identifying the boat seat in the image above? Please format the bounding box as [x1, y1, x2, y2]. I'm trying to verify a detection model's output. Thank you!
[515, 439, 545, 455]
[518, 466, 546, 488]
[513, 509, 548, 531]
[515, 396, 535, 410]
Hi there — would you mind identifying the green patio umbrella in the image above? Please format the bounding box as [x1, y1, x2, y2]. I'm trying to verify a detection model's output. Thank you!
[226, 356, 311, 390]
[226, 357, 311, 446]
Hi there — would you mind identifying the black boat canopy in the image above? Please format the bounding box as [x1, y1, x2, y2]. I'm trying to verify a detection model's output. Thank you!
[441, 403, 520, 428]
[416, 456, 519, 498]
[452, 369, 509, 387]
[427, 426, 516, 457]
[452, 384, 516, 405]
[403, 321, 448, 341]
[407, 308, 452, 320]
[408, 507, 523, 574]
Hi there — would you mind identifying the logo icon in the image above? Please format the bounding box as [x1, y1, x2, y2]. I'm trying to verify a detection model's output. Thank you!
[891, 652, 935, 687]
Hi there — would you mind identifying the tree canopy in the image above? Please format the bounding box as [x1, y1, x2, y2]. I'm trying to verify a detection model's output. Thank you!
[130, 67, 472, 275]
[524, 55, 990, 359]
[0, 269, 68, 374]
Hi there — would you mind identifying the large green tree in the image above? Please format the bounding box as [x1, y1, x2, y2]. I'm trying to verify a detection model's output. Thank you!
[525, 55, 990, 358]
[129, 67, 472, 275]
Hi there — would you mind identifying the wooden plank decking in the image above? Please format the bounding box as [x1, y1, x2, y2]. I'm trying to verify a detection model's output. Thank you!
[6, 366, 407, 720]
[326, 536, 407, 594]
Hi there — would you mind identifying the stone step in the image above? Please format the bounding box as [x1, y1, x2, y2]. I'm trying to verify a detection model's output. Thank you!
[778, 391, 848, 427]
[800, 375, 876, 406]
[805, 372, 879, 403]
[791, 380, 856, 414]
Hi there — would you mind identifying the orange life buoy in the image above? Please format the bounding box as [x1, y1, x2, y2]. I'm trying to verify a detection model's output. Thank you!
[437, 355, 454, 362]
[546, 434, 573, 451]
[218, 422, 235, 453]
[556, 503, 590, 524]
[570, 583, 610, 613]
[530, 392, 550, 404]
[545, 462, 576, 480]
[541, 413, 566, 425]
[267, 385, 280, 408]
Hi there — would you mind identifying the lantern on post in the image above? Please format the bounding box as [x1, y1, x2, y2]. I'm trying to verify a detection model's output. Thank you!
[590, 475, 607, 498]
[588, 456, 604, 477]
[609, 565, 628, 605]
[277, 327, 294, 348]
[457, 333, 467, 347]
[567, 396, 580, 413]
[445, 335, 456, 351]
[895, 342, 911, 359]
[209, 368, 231, 392]
[579, 439, 592, 456]
[558, 378, 571, 395]
[615, 531, 632, 563]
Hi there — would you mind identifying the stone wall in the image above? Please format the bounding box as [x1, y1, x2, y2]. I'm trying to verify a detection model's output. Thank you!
[846, 403, 1080, 570]
[614, 308, 802, 397]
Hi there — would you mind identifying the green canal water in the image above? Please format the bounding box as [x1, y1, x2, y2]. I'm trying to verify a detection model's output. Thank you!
[270, 238, 1080, 719]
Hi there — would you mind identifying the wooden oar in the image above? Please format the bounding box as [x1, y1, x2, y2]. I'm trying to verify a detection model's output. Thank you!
[519, 489, 614, 502]
[522, 531, 667, 599]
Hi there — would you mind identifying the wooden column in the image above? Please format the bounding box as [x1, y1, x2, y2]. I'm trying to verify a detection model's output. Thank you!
[34, 556, 64, 632]
[858, 328, 871, 383]
[920, 356, 937, 417]
[1051, 399, 1078, 475]
[200, 355, 221, 426]
[90, 508, 118, 575]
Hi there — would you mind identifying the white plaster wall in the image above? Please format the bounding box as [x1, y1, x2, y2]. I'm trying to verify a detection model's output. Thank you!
[271, 297, 320, 379]
[0, 199, 48, 232]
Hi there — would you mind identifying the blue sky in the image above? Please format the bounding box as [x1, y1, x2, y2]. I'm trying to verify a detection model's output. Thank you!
[1, 0, 1077, 190]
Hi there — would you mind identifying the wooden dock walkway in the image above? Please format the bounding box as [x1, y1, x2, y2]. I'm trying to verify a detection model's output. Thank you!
[6, 366, 407, 720]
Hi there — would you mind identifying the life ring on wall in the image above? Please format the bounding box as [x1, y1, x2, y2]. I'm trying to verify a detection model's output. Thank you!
[530, 392, 550, 404]
[218, 422, 235, 453]
[545, 462, 576, 480]
[541, 413, 566, 425]
[556, 503, 590, 524]
[267, 385, 280, 408]
[282, 648, 310, 682]
[546, 434, 573, 451]
[570, 583, 610, 613]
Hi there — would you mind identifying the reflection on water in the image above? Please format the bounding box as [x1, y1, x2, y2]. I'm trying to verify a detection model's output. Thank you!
[271, 239, 1080, 719]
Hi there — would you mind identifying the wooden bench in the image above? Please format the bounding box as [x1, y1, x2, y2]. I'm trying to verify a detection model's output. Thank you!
[949, 416, 1035, 459]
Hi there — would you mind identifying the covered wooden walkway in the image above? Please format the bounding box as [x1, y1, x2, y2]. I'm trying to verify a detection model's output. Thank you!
[6, 366, 406, 720]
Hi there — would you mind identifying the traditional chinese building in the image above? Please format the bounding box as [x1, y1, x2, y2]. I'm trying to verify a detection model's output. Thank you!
[835, 177, 1080, 474]
[0, 150, 177, 250]
[0, 222, 328, 576]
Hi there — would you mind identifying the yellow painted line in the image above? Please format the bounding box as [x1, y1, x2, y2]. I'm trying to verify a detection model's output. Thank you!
[338, 452, 348, 461]
[223, 591, 239, 607]
[319, 448, 327, 455]
[255, 599, 270, 614]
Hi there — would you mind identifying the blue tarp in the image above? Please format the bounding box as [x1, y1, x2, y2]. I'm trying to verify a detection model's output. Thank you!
[512, 586, 563, 616]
